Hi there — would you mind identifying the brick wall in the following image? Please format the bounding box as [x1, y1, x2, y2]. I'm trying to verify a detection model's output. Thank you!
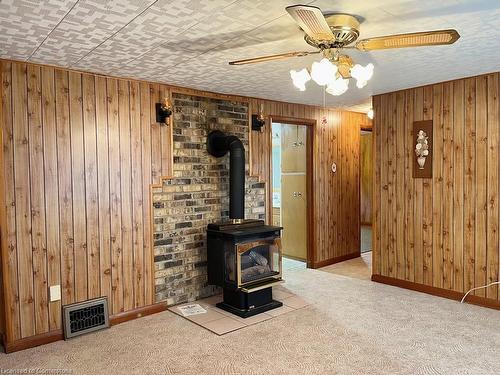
[153, 93, 265, 305]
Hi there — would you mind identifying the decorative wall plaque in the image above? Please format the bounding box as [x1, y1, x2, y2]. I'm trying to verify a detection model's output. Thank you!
[412, 120, 433, 178]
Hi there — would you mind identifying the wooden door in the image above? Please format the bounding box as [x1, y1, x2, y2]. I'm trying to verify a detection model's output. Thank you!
[281, 174, 307, 259]
[281, 125, 307, 173]
[280, 124, 308, 260]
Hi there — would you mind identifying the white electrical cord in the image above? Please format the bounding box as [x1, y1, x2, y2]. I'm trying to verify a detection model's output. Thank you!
[460, 281, 500, 303]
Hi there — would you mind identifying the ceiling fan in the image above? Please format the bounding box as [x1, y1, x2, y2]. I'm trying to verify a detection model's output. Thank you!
[228, 4, 460, 95]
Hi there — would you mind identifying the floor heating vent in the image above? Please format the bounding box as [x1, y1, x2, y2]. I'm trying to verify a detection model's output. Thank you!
[63, 297, 110, 339]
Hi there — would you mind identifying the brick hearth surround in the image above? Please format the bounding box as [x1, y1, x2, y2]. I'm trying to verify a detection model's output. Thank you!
[153, 94, 265, 305]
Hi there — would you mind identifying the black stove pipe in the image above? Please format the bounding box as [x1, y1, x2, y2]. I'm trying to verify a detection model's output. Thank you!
[207, 130, 245, 220]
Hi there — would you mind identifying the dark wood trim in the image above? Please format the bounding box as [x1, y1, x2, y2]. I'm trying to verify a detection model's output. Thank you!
[371, 274, 500, 311]
[109, 302, 167, 325]
[3, 302, 168, 353]
[270, 115, 316, 127]
[312, 251, 360, 269]
[268, 116, 317, 269]
[3, 330, 64, 353]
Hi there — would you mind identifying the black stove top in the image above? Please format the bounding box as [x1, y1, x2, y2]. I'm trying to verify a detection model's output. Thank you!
[207, 219, 282, 238]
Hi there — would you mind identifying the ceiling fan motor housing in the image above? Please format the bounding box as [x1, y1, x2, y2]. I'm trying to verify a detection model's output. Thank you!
[305, 14, 360, 48]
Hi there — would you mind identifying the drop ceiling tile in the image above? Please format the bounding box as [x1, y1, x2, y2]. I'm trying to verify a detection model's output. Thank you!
[29, 0, 154, 67]
[0, 0, 78, 60]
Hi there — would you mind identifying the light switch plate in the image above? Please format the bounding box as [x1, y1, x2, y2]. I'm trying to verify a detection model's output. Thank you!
[50, 285, 61, 302]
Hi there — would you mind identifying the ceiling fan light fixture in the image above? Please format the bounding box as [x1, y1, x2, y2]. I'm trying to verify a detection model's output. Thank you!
[326, 77, 349, 96]
[290, 68, 311, 91]
[310, 58, 338, 86]
[351, 63, 374, 89]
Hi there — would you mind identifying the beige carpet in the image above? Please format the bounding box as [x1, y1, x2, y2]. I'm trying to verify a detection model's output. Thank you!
[1, 266, 499, 374]
[320, 251, 372, 280]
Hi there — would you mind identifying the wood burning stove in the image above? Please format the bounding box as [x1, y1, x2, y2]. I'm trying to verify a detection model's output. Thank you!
[207, 220, 283, 317]
[206, 131, 283, 318]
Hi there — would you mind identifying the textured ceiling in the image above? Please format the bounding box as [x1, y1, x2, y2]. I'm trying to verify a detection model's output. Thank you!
[1, 0, 499, 109]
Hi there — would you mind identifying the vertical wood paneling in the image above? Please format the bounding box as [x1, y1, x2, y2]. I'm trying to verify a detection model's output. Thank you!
[486, 74, 499, 299]
[27, 65, 49, 334]
[82, 74, 100, 299]
[422, 86, 433, 286]
[55, 69, 75, 306]
[395, 91, 405, 280]
[432, 84, 443, 289]
[118, 80, 134, 311]
[387, 94, 396, 276]
[12, 63, 35, 338]
[413, 88, 424, 284]
[464, 78, 476, 293]
[404, 89, 415, 281]
[140, 82, 153, 305]
[453, 80, 465, 292]
[388, 95, 397, 275]
[442, 82, 454, 290]
[95, 76, 112, 304]
[1, 61, 21, 340]
[130, 81, 145, 308]
[69, 71, 88, 303]
[373, 72, 500, 303]
[474, 76, 488, 297]
[380, 94, 389, 276]
[107, 78, 124, 313]
[372, 96, 381, 276]
[41, 66, 61, 331]
[0, 60, 367, 345]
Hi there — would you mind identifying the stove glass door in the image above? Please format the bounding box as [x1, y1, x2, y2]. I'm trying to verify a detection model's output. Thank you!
[236, 238, 281, 287]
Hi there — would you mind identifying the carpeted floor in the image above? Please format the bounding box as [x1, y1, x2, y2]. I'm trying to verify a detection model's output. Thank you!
[0, 266, 499, 374]
[320, 251, 372, 280]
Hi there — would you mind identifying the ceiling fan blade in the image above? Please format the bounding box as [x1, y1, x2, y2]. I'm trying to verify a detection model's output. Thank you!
[286, 5, 334, 42]
[356, 29, 460, 51]
[229, 51, 319, 65]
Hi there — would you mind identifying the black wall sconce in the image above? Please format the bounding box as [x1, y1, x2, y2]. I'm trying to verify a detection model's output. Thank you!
[155, 98, 172, 126]
[251, 104, 265, 131]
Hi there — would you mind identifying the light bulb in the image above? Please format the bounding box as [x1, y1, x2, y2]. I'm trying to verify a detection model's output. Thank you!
[367, 109, 374, 119]
[351, 63, 374, 89]
[310, 58, 337, 86]
[290, 68, 311, 91]
[326, 77, 349, 96]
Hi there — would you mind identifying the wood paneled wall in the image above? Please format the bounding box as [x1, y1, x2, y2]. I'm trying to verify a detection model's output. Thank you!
[0, 60, 173, 342]
[360, 132, 373, 225]
[372, 72, 500, 302]
[0, 59, 366, 346]
[249, 99, 367, 266]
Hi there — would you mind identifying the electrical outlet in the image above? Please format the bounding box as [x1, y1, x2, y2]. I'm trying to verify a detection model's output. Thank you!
[49, 285, 61, 302]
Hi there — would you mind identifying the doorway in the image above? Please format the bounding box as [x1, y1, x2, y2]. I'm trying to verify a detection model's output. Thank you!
[271, 121, 311, 270]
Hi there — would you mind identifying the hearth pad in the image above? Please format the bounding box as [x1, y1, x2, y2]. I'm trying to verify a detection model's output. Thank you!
[168, 286, 310, 335]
